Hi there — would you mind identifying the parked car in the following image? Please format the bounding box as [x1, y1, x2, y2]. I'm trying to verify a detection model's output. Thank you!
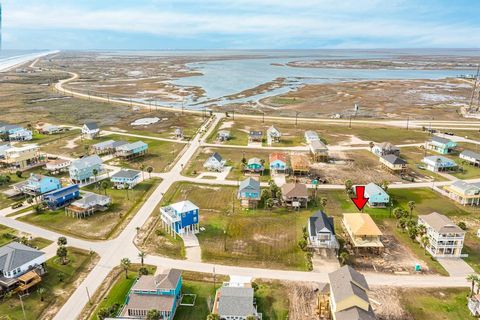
[11, 202, 23, 209]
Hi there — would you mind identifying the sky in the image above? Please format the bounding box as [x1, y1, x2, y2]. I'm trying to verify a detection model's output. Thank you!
[1, 0, 480, 50]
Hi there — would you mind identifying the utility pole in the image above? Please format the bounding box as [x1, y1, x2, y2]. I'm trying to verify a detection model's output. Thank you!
[349, 116, 352, 129]
[406, 115, 409, 130]
[232, 108, 235, 120]
[262, 112, 265, 123]
[295, 111, 299, 127]
[19, 294, 27, 320]
[86, 287, 92, 305]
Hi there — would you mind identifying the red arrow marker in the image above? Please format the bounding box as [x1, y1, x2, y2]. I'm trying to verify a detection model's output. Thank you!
[351, 185, 369, 211]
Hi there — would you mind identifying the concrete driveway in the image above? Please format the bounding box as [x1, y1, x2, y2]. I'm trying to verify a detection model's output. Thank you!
[437, 257, 474, 277]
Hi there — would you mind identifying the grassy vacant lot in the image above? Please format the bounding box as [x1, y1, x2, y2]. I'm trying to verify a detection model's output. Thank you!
[175, 280, 217, 320]
[0, 247, 98, 320]
[400, 288, 473, 320]
[207, 118, 430, 146]
[19, 179, 159, 240]
[112, 110, 205, 140]
[184, 146, 272, 181]
[142, 220, 186, 259]
[255, 281, 290, 320]
[161, 182, 312, 270]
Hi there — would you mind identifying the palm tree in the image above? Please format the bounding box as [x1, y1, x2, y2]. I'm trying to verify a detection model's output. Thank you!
[57, 246, 68, 265]
[138, 251, 146, 266]
[92, 168, 98, 182]
[121, 258, 131, 279]
[207, 314, 220, 320]
[407, 201, 416, 218]
[100, 180, 111, 195]
[320, 197, 328, 209]
[467, 274, 479, 297]
[139, 163, 146, 180]
[420, 235, 429, 255]
[57, 237, 67, 247]
[417, 224, 426, 236]
[146, 166, 153, 179]
[37, 287, 46, 301]
[344, 179, 353, 195]
[392, 207, 405, 220]
[381, 180, 389, 192]
[369, 141, 374, 151]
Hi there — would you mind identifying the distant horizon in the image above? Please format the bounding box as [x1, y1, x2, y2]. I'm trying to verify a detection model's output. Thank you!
[1, 0, 479, 50]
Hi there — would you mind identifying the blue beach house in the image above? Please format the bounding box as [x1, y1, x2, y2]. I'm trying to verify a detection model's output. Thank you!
[246, 157, 264, 173]
[361, 182, 390, 208]
[15, 173, 61, 196]
[426, 136, 457, 154]
[160, 200, 199, 238]
[69, 155, 103, 184]
[121, 269, 182, 319]
[42, 184, 80, 209]
[238, 177, 261, 208]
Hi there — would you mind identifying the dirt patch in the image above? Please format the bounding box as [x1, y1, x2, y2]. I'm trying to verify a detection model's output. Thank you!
[310, 150, 402, 184]
[370, 286, 413, 320]
[287, 281, 326, 320]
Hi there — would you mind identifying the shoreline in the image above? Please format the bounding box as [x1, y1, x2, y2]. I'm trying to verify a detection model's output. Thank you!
[0, 50, 59, 72]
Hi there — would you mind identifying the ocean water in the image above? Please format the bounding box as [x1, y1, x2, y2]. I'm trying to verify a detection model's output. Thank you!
[0, 50, 44, 60]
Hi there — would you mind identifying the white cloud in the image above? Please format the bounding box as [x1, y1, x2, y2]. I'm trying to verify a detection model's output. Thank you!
[2, 1, 480, 48]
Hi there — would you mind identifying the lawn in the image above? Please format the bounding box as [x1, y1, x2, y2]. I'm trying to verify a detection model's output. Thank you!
[0, 170, 39, 209]
[175, 280, 218, 320]
[0, 247, 98, 320]
[400, 288, 474, 320]
[18, 179, 159, 240]
[255, 281, 290, 320]
[207, 118, 430, 146]
[0, 224, 53, 248]
[183, 147, 272, 182]
[161, 182, 313, 270]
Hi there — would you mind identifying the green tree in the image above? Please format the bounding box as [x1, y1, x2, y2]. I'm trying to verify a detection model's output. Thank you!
[100, 180, 111, 195]
[57, 246, 68, 265]
[138, 251, 147, 266]
[408, 226, 418, 240]
[407, 201, 416, 218]
[147, 166, 153, 179]
[344, 179, 353, 194]
[381, 180, 390, 192]
[398, 217, 408, 230]
[392, 207, 405, 220]
[320, 197, 328, 209]
[57, 272, 65, 282]
[458, 221, 467, 230]
[139, 267, 149, 275]
[140, 163, 146, 180]
[121, 257, 131, 279]
[420, 235, 429, 255]
[207, 314, 220, 320]
[57, 236, 67, 247]
[467, 274, 479, 297]
[15, 170, 22, 178]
